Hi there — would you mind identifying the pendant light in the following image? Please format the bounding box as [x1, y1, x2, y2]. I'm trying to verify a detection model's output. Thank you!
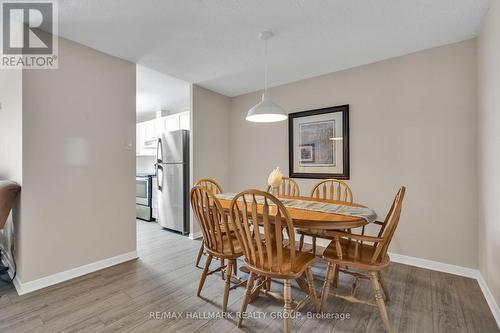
[246, 31, 287, 122]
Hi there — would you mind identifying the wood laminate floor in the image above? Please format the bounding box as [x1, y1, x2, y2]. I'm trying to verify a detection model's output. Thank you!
[0, 220, 497, 333]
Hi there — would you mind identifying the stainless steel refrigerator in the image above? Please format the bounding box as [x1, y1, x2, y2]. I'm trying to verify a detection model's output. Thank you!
[156, 130, 190, 235]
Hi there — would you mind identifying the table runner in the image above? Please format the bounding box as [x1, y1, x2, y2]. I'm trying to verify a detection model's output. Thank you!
[215, 193, 377, 223]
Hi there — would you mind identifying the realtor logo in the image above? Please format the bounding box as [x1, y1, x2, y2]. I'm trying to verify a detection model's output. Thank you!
[1, 1, 58, 68]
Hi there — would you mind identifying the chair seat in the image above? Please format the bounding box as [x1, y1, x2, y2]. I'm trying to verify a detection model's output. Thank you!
[322, 238, 389, 270]
[205, 234, 243, 258]
[244, 249, 316, 279]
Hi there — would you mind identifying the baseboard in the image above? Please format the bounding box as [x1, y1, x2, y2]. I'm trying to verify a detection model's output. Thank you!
[12, 250, 138, 295]
[189, 231, 202, 240]
[388, 252, 479, 279]
[388, 252, 499, 328]
[477, 273, 500, 327]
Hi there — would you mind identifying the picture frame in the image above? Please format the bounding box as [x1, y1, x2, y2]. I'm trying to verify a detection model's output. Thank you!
[288, 105, 349, 179]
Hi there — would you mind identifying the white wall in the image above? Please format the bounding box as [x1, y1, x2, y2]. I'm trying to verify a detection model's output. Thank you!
[19, 36, 136, 282]
[0, 69, 22, 270]
[478, 0, 500, 307]
[191, 85, 231, 234]
[229, 40, 478, 268]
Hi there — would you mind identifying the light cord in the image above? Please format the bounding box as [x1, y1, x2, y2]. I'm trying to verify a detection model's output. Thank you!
[264, 38, 268, 95]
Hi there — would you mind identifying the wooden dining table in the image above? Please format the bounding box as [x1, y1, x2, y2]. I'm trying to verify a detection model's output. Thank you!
[217, 194, 369, 231]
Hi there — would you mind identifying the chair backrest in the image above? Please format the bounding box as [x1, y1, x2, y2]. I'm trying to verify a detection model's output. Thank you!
[372, 187, 406, 263]
[190, 185, 238, 256]
[195, 178, 224, 195]
[230, 190, 296, 274]
[267, 177, 300, 197]
[310, 179, 353, 203]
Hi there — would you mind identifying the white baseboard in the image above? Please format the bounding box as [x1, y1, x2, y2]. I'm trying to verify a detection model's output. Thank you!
[477, 273, 500, 327]
[189, 231, 202, 240]
[12, 250, 138, 295]
[388, 252, 499, 328]
[388, 252, 479, 279]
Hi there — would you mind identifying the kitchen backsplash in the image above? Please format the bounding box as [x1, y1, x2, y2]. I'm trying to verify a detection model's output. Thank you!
[136, 156, 156, 174]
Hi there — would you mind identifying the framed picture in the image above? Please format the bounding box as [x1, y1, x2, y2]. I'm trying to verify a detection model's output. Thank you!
[288, 105, 349, 179]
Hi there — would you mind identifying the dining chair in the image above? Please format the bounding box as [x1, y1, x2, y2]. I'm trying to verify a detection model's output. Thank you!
[190, 185, 245, 312]
[194, 178, 225, 272]
[267, 177, 300, 197]
[230, 190, 319, 333]
[320, 187, 406, 333]
[297, 179, 353, 254]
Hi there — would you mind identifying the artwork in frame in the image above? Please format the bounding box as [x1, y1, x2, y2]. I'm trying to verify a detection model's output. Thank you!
[289, 105, 349, 179]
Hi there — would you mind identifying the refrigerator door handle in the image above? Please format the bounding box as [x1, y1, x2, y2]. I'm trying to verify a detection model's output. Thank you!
[157, 137, 163, 163]
[157, 164, 164, 192]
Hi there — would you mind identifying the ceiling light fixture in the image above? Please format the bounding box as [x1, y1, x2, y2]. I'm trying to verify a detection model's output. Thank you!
[246, 31, 287, 123]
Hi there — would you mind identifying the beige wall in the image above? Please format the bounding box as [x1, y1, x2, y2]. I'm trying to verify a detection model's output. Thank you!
[191, 85, 231, 234]
[19, 36, 136, 282]
[229, 40, 478, 268]
[478, 1, 500, 306]
[0, 69, 22, 269]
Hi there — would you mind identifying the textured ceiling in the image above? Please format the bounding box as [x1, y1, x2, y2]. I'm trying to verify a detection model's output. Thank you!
[136, 65, 190, 122]
[56, 0, 490, 96]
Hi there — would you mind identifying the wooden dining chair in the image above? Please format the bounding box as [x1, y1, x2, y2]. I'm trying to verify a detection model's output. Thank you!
[320, 187, 406, 333]
[194, 178, 224, 271]
[190, 185, 245, 312]
[267, 177, 300, 197]
[195, 178, 224, 196]
[298, 179, 353, 254]
[230, 190, 319, 333]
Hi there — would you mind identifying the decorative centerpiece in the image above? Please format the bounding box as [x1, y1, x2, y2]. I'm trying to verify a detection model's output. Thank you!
[267, 167, 283, 196]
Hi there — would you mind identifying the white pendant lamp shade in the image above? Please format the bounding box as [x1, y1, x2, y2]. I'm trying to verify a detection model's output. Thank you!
[246, 31, 287, 123]
[246, 92, 287, 122]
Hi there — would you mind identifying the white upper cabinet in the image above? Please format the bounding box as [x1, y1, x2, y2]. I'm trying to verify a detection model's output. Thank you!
[164, 115, 179, 132]
[143, 119, 156, 141]
[136, 112, 190, 156]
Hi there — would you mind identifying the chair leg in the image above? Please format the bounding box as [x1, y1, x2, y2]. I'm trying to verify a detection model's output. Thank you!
[223, 260, 234, 312]
[238, 272, 256, 327]
[312, 236, 317, 255]
[332, 264, 340, 288]
[369, 271, 392, 333]
[265, 277, 272, 291]
[195, 242, 204, 268]
[197, 254, 213, 296]
[283, 279, 292, 333]
[233, 259, 238, 276]
[220, 258, 225, 280]
[305, 268, 319, 312]
[378, 271, 390, 302]
[299, 234, 305, 251]
[320, 262, 336, 311]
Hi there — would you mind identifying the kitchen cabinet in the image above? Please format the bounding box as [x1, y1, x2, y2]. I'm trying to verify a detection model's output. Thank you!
[163, 115, 179, 132]
[136, 112, 190, 156]
[136, 120, 157, 156]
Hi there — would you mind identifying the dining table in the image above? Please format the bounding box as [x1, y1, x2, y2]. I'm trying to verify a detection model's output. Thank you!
[216, 194, 371, 231]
